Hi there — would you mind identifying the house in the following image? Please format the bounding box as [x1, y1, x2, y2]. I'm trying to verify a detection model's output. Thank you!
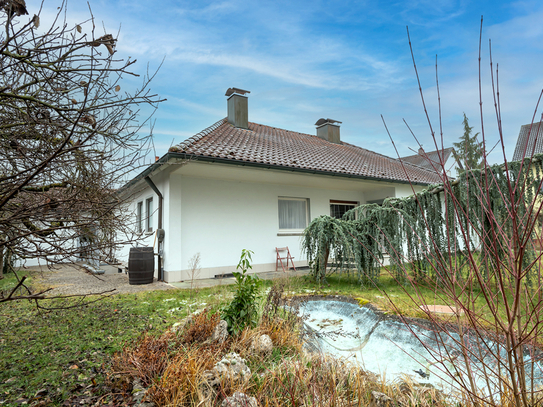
[512, 121, 543, 249]
[512, 121, 543, 161]
[117, 88, 443, 282]
[400, 147, 457, 178]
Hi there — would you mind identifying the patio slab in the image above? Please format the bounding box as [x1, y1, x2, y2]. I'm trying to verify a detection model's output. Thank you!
[168, 269, 310, 289]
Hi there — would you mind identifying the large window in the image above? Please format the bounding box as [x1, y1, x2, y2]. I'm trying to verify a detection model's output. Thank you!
[136, 201, 143, 232]
[330, 200, 358, 219]
[278, 197, 309, 230]
[146, 197, 153, 232]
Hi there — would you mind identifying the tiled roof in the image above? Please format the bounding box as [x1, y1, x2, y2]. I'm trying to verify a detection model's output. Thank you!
[169, 119, 443, 185]
[512, 122, 543, 162]
[401, 147, 454, 171]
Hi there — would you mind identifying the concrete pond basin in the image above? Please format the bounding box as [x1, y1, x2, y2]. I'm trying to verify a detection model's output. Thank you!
[298, 297, 543, 397]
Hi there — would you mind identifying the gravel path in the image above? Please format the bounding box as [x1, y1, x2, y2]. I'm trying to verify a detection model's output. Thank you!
[29, 263, 175, 296]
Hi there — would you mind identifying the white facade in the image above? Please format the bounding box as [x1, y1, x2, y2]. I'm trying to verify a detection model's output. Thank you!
[118, 160, 425, 282]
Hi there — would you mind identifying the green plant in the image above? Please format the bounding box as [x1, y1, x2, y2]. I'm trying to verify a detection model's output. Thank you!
[222, 249, 261, 335]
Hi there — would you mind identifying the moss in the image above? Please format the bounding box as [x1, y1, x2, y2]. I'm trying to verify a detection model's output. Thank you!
[355, 297, 370, 307]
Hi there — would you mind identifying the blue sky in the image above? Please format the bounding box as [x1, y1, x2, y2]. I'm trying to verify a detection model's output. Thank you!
[29, 0, 543, 165]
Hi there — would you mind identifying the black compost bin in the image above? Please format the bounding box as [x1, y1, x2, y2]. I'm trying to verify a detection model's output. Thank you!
[128, 247, 154, 285]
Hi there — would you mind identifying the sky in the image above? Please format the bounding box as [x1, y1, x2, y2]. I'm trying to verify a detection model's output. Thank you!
[26, 0, 543, 165]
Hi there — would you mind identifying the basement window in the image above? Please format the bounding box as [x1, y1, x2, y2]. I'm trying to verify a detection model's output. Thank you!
[278, 197, 309, 232]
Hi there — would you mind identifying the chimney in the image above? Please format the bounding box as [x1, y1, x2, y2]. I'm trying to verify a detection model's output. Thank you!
[315, 118, 342, 144]
[225, 87, 250, 129]
[418, 147, 424, 155]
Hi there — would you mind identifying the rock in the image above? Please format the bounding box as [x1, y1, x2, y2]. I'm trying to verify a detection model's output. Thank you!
[249, 334, 273, 356]
[220, 392, 257, 407]
[132, 379, 146, 404]
[203, 353, 251, 386]
[132, 378, 154, 406]
[208, 320, 228, 344]
[370, 391, 393, 407]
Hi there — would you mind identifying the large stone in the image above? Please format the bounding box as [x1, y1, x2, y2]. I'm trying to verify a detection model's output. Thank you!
[249, 334, 273, 356]
[208, 320, 228, 344]
[203, 353, 251, 387]
[220, 392, 257, 407]
[370, 391, 393, 407]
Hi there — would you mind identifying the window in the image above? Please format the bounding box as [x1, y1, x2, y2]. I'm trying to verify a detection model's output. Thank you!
[146, 197, 153, 232]
[136, 201, 143, 232]
[330, 200, 358, 219]
[278, 197, 308, 230]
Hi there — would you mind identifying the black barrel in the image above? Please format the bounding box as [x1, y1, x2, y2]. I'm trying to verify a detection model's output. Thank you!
[128, 247, 154, 285]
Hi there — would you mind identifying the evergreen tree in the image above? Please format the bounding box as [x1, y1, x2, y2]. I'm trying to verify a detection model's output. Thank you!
[452, 113, 484, 175]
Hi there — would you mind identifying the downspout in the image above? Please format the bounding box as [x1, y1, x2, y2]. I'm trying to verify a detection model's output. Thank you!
[144, 176, 164, 281]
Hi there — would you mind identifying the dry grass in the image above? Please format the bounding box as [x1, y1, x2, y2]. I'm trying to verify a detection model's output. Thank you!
[181, 308, 220, 344]
[108, 282, 462, 406]
[149, 344, 225, 406]
[111, 331, 176, 388]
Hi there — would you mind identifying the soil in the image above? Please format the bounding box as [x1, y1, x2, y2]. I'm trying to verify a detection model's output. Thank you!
[26, 263, 175, 296]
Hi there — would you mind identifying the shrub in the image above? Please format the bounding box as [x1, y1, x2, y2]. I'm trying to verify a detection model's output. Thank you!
[222, 249, 261, 335]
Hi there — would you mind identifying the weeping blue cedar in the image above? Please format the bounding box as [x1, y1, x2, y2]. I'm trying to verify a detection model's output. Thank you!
[301, 155, 543, 285]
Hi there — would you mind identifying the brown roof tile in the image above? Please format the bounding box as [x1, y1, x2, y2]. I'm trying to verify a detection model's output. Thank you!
[170, 119, 443, 184]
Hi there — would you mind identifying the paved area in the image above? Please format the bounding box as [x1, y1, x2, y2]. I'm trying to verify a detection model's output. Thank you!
[27, 263, 174, 296]
[169, 268, 311, 289]
[26, 263, 311, 296]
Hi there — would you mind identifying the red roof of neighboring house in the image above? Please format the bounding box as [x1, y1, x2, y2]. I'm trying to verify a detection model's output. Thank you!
[400, 147, 455, 171]
[512, 122, 543, 162]
[169, 118, 443, 185]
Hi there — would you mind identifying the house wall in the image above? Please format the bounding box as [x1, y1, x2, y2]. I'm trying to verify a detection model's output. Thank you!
[165, 177, 363, 281]
[115, 161, 428, 283]
[116, 169, 171, 280]
[161, 162, 422, 282]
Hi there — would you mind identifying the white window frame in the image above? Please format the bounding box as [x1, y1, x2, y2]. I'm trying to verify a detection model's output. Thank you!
[330, 200, 358, 219]
[136, 201, 143, 233]
[278, 197, 309, 235]
[146, 197, 153, 233]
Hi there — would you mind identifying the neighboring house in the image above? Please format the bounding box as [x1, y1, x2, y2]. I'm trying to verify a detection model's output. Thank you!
[512, 121, 543, 249]
[400, 147, 457, 178]
[118, 88, 443, 282]
[512, 121, 543, 161]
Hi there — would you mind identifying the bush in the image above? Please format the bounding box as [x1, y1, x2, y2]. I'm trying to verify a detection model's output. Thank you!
[222, 249, 261, 335]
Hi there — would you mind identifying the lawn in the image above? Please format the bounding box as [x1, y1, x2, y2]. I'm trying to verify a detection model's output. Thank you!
[0, 267, 510, 406]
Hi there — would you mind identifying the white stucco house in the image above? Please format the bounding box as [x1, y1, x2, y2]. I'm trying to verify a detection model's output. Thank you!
[117, 88, 443, 282]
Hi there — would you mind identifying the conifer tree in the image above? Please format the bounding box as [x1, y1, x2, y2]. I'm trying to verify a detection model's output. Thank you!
[452, 113, 484, 175]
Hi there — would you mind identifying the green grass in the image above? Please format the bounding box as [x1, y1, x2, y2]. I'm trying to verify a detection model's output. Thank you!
[0, 271, 240, 405]
[0, 266, 528, 405]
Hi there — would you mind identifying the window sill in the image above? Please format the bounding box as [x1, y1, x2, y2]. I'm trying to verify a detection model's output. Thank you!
[277, 231, 304, 236]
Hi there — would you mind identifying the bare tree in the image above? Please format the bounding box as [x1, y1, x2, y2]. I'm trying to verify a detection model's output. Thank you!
[0, 2, 163, 288]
